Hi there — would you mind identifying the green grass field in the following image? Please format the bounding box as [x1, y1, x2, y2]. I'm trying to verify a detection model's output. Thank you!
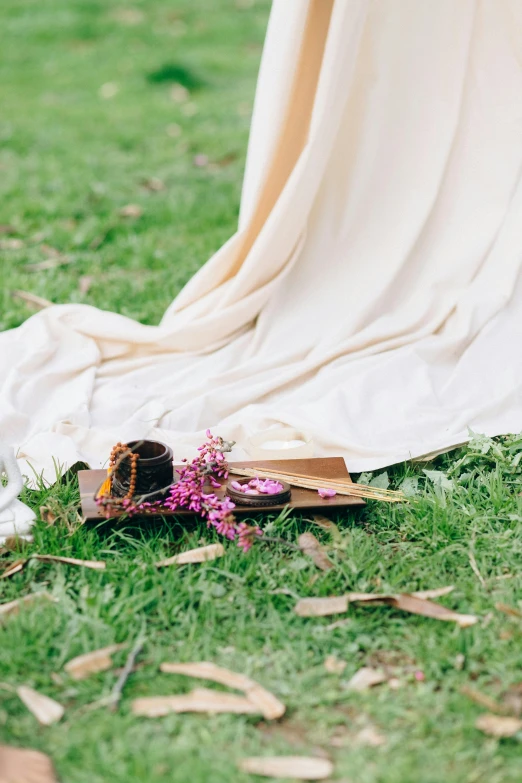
[1, 2, 522, 782]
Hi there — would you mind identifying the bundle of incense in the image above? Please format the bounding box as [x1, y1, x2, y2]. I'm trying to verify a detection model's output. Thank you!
[229, 467, 406, 503]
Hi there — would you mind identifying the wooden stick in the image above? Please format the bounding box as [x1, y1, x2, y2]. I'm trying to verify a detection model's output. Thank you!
[229, 467, 405, 502]
[251, 466, 402, 496]
[230, 466, 380, 493]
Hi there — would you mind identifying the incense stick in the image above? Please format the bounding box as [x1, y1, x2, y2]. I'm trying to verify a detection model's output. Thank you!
[229, 467, 405, 503]
[257, 468, 404, 498]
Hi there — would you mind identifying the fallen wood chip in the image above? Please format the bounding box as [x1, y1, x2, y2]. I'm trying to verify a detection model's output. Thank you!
[495, 602, 522, 619]
[64, 644, 126, 680]
[0, 744, 58, 783]
[155, 543, 224, 567]
[346, 667, 387, 691]
[298, 533, 333, 571]
[0, 592, 55, 619]
[17, 686, 64, 726]
[131, 688, 258, 717]
[33, 554, 106, 571]
[238, 756, 333, 780]
[11, 290, 52, 310]
[159, 661, 285, 719]
[460, 685, 506, 714]
[475, 713, 522, 738]
[294, 590, 476, 627]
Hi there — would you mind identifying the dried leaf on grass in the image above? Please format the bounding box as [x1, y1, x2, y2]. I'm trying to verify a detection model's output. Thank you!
[0, 592, 55, 619]
[325, 618, 351, 631]
[0, 745, 58, 783]
[460, 685, 505, 713]
[501, 683, 522, 717]
[495, 602, 522, 619]
[17, 686, 64, 726]
[132, 688, 258, 717]
[475, 713, 522, 738]
[346, 667, 387, 691]
[159, 661, 285, 719]
[238, 756, 333, 780]
[468, 552, 487, 590]
[295, 595, 349, 617]
[11, 290, 52, 310]
[1, 536, 30, 553]
[64, 644, 126, 680]
[310, 514, 342, 541]
[330, 722, 387, 748]
[411, 586, 455, 600]
[39, 244, 62, 258]
[2, 554, 105, 577]
[34, 554, 105, 571]
[155, 543, 224, 568]
[294, 589, 476, 627]
[119, 204, 143, 218]
[1, 559, 26, 579]
[0, 238, 24, 249]
[324, 655, 346, 674]
[383, 593, 477, 627]
[141, 177, 165, 192]
[298, 533, 333, 571]
[39, 506, 57, 525]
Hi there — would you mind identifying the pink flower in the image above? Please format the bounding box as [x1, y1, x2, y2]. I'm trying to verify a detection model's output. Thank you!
[97, 430, 265, 553]
[237, 522, 263, 552]
[318, 487, 336, 498]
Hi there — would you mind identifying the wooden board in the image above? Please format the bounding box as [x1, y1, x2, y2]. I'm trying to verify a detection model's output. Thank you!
[78, 457, 364, 523]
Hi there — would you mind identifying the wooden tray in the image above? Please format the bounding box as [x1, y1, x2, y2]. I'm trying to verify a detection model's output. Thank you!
[78, 457, 364, 522]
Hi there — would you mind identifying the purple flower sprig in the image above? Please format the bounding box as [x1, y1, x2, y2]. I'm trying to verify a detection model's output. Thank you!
[97, 430, 262, 551]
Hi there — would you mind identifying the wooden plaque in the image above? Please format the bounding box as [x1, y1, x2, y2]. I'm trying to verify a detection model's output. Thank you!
[78, 457, 364, 522]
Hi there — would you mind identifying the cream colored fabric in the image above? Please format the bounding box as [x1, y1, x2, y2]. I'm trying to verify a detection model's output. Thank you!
[2, 0, 522, 482]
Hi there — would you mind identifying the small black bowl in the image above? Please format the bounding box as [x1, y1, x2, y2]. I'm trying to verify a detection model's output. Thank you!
[226, 477, 291, 506]
[112, 439, 174, 498]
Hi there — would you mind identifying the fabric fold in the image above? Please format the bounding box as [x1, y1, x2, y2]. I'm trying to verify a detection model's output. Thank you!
[1, 0, 521, 481]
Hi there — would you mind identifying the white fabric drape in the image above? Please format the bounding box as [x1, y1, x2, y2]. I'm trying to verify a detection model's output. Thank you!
[1, 0, 522, 480]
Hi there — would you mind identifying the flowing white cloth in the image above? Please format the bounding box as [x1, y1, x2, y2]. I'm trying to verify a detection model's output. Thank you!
[1, 0, 522, 481]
